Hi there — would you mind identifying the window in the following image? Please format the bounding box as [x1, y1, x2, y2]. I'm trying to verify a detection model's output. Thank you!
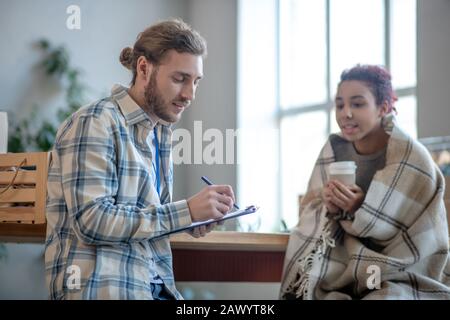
[238, 0, 417, 231]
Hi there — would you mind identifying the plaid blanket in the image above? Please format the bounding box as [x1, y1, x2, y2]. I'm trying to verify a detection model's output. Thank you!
[280, 115, 450, 299]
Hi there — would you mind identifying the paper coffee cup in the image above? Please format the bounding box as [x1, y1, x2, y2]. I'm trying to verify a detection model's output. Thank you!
[329, 161, 357, 185]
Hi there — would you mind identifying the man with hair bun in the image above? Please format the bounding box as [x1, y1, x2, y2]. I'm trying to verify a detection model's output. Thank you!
[45, 19, 236, 300]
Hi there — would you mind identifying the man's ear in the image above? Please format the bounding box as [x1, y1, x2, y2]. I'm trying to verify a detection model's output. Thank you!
[136, 56, 153, 83]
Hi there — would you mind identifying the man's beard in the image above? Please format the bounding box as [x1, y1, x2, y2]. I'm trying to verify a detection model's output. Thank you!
[143, 69, 180, 123]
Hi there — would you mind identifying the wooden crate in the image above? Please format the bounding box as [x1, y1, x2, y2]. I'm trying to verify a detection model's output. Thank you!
[0, 152, 49, 224]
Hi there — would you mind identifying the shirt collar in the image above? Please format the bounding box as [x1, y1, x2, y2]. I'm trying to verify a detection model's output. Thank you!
[111, 84, 171, 129]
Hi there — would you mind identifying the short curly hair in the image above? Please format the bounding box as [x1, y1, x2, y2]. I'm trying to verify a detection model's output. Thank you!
[339, 64, 398, 112]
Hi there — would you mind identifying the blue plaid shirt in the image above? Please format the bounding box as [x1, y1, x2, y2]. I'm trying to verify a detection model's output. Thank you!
[45, 84, 192, 299]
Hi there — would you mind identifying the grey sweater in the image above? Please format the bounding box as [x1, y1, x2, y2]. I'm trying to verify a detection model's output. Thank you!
[329, 134, 387, 194]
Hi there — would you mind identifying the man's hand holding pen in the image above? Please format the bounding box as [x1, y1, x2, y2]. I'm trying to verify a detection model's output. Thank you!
[186, 176, 237, 238]
[187, 184, 236, 221]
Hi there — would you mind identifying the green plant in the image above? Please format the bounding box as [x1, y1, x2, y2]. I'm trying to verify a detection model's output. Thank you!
[8, 39, 87, 152]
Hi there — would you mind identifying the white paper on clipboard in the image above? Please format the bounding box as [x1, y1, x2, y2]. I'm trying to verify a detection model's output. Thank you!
[155, 205, 259, 238]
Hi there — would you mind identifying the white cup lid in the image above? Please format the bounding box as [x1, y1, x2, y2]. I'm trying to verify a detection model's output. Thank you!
[330, 161, 356, 169]
[329, 161, 357, 174]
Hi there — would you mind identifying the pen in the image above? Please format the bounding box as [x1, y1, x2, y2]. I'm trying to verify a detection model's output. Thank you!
[201, 176, 240, 210]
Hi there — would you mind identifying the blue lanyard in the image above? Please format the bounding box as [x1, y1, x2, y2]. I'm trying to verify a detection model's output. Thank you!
[153, 126, 161, 197]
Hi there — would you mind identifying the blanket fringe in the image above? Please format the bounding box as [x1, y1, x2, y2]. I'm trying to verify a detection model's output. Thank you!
[285, 219, 336, 299]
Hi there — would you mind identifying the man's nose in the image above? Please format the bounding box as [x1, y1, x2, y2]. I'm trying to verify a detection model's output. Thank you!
[181, 83, 195, 101]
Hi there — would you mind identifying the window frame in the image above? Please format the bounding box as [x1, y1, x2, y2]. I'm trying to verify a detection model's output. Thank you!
[276, 0, 417, 227]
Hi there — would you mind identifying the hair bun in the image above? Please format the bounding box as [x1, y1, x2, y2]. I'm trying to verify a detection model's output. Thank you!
[119, 47, 134, 69]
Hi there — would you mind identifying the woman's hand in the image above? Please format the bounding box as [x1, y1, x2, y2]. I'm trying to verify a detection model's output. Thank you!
[322, 182, 342, 214]
[328, 180, 365, 214]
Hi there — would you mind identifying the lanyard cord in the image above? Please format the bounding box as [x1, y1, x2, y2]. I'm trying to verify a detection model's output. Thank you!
[153, 126, 161, 197]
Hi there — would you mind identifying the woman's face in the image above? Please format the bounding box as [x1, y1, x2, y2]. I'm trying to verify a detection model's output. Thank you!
[335, 80, 388, 142]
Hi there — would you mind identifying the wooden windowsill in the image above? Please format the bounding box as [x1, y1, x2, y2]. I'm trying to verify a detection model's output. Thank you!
[0, 223, 289, 252]
[170, 231, 288, 252]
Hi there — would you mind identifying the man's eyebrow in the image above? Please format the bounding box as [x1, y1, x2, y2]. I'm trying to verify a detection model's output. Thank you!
[173, 71, 203, 80]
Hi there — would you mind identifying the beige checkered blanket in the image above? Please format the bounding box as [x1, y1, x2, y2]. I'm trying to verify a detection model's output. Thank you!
[280, 115, 450, 299]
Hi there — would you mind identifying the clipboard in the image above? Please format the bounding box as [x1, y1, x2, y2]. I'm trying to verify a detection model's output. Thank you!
[155, 205, 259, 238]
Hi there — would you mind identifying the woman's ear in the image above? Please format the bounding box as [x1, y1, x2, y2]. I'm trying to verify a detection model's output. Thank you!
[378, 101, 390, 118]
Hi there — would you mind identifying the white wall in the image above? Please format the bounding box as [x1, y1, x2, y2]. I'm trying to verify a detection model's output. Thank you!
[177, 281, 280, 300]
[417, 0, 450, 138]
[0, 0, 187, 120]
[0, 243, 47, 299]
[173, 0, 238, 202]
